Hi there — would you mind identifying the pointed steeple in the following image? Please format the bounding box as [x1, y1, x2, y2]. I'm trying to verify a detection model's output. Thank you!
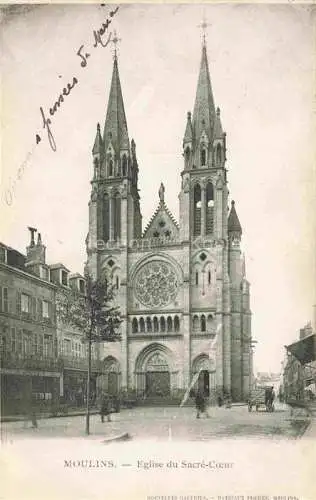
[183, 111, 193, 144]
[103, 56, 129, 153]
[92, 123, 103, 155]
[228, 200, 242, 234]
[192, 43, 216, 142]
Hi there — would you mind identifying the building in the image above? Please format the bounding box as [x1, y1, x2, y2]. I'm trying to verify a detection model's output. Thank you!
[86, 36, 253, 402]
[0, 232, 60, 415]
[283, 319, 316, 401]
[0, 230, 98, 415]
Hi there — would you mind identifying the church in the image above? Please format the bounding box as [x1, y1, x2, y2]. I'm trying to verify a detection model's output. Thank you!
[86, 33, 253, 402]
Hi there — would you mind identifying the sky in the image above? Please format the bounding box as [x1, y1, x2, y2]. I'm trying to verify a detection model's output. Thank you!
[1, 3, 315, 374]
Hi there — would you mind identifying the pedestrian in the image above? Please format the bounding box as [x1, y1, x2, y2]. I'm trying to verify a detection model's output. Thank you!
[195, 388, 209, 419]
[100, 393, 112, 423]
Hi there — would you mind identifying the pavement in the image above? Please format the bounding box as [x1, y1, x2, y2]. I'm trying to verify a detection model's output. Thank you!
[1, 401, 312, 442]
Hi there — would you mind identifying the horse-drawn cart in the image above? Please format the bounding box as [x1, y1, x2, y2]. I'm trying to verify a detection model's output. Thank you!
[248, 386, 275, 412]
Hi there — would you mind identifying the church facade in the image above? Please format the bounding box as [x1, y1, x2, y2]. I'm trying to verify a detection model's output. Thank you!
[86, 39, 253, 402]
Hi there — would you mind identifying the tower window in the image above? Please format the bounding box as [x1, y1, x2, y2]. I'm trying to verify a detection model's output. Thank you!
[122, 155, 127, 176]
[108, 159, 113, 177]
[195, 271, 199, 286]
[146, 317, 152, 332]
[153, 231, 159, 238]
[200, 148, 206, 166]
[206, 182, 214, 234]
[193, 184, 201, 236]
[208, 270, 211, 285]
[174, 316, 180, 332]
[200, 253, 207, 261]
[116, 276, 119, 289]
[160, 317, 166, 332]
[108, 259, 115, 267]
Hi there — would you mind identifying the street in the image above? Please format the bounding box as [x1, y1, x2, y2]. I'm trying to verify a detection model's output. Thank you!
[1, 402, 309, 442]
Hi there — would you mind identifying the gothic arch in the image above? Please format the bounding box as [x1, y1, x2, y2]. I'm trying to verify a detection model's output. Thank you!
[206, 181, 214, 234]
[193, 184, 202, 236]
[129, 252, 184, 284]
[192, 354, 215, 374]
[134, 343, 176, 373]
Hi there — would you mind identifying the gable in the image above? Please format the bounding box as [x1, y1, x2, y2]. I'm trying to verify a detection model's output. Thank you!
[143, 202, 179, 240]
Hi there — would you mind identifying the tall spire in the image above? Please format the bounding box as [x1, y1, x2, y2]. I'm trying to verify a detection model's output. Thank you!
[192, 41, 216, 142]
[103, 39, 129, 154]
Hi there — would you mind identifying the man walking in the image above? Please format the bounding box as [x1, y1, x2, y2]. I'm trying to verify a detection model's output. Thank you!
[195, 388, 209, 419]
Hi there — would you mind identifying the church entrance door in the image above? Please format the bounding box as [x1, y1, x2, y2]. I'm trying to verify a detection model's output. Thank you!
[146, 372, 170, 397]
[145, 352, 170, 398]
[108, 372, 119, 396]
[198, 369, 210, 397]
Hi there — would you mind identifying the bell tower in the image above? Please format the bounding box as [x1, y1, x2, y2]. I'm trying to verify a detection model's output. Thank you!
[179, 26, 231, 398]
[87, 32, 142, 259]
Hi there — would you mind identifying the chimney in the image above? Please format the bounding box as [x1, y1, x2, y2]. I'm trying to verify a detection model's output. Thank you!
[26, 228, 46, 267]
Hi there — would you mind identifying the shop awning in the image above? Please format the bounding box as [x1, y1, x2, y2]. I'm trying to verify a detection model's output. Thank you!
[285, 334, 316, 365]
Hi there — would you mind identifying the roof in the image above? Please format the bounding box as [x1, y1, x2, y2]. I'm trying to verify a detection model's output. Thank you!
[49, 263, 70, 272]
[92, 123, 103, 155]
[285, 334, 316, 365]
[228, 201, 242, 233]
[192, 44, 216, 142]
[103, 56, 129, 153]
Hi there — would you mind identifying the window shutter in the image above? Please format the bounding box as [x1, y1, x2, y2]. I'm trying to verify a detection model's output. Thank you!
[0, 286, 2, 312]
[16, 291, 21, 315]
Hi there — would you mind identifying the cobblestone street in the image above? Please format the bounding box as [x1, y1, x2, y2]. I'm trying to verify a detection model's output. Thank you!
[1, 402, 309, 442]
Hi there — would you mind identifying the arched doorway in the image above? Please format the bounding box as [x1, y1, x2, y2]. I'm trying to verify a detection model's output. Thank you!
[97, 356, 121, 397]
[135, 343, 177, 399]
[145, 352, 170, 398]
[192, 354, 216, 400]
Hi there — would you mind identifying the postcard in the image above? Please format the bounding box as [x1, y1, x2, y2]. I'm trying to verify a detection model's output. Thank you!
[0, 3, 315, 500]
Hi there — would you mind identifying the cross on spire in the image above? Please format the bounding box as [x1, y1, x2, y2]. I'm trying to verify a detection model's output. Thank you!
[111, 30, 121, 59]
[198, 17, 211, 46]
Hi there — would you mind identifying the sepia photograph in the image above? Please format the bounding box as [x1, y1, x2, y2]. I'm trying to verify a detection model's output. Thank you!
[0, 3, 315, 499]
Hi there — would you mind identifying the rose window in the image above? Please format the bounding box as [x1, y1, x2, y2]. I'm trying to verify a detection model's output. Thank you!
[134, 261, 179, 308]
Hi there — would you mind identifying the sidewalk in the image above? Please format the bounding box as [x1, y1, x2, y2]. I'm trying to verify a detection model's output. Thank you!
[301, 416, 316, 439]
[1, 407, 99, 423]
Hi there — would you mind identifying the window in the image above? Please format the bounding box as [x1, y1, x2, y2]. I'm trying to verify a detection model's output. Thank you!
[174, 316, 180, 332]
[79, 279, 85, 294]
[11, 327, 16, 352]
[153, 317, 159, 332]
[21, 293, 29, 313]
[0, 287, 8, 313]
[42, 300, 49, 318]
[146, 317, 152, 333]
[116, 276, 119, 289]
[0, 246, 7, 263]
[61, 270, 68, 286]
[167, 316, 173, 332]
[63, 339, 71, 355]
[132, 318, 138, 334]
[160, 317, 166, 332]
[193, 184, 201, 236]
[208, 270, 211, 285]
[109, 159, 113, 177]
[195, 272, 199, 286]
[200, 148, 206, 166]
[201, 315, 206, 332]
[139, 317, 145, 333]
